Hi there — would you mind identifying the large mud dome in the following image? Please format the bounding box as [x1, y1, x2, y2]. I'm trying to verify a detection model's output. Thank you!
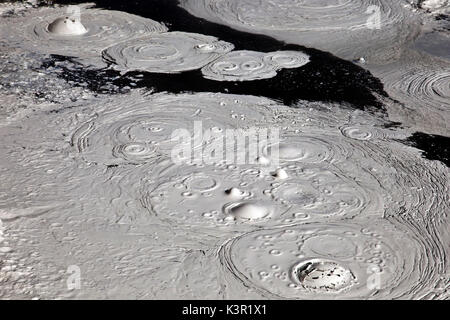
[1, 3, 167, 66]
[0, 1, 449, 300]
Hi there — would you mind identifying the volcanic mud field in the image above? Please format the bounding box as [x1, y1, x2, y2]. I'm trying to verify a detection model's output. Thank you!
[0, 0, 449, 299]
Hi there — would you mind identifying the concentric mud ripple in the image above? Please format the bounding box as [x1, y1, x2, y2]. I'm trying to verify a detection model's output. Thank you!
[386, 69, 450, 112]
[269, 167, 382, 220]
[71, 92, 278, 165]
[381, 65, 450, 135]
[219, 220, 439, 299]
[142, 159, 383, 230]
[93, 97, 448, 237]
[263, 51, 310, 69]
[12, 6, 167, 64]
[112, 142, 158, 163]
[264, 135, 336, 163]
[102, 32, 234, 73]
[1, 2, 449, 300]
[201, 51, 275, 81]
[339, 125, 389, 141]
[182, 0, 387, 31]
[201, 50, 309, 81]
[142, 165, 287, 228]
[181, 0, 419, 62]
[265, 104, 449, 225]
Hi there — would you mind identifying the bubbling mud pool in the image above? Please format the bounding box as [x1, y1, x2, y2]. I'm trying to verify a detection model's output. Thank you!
[29, 0, 389, 109]
[67, 92, 448, 300]
[180, 0, 422, 63]
[219, 219, 439, 299]
[0, 1, 449, 300]
[102, 32, 235, 73]
[200, 50, 310, 81]
[71, 93, 275, 165]
[2, 4, 167, 65]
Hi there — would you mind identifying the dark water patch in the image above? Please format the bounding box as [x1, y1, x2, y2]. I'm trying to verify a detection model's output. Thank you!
[50, 0, 388, 110]
[404, 132, 450, 167]
[383, 121, 404, 129]
[42, 55, 133, 95]
[435, 14, 450, 22]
